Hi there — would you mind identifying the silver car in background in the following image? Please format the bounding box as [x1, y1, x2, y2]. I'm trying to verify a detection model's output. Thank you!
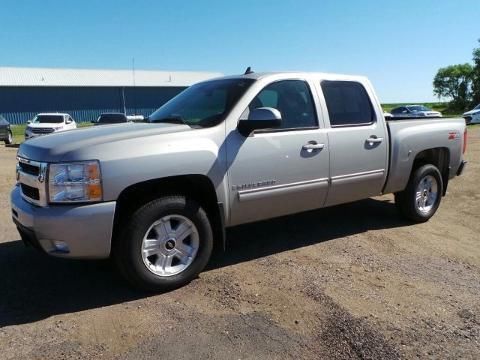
[390, 105, 442, 119]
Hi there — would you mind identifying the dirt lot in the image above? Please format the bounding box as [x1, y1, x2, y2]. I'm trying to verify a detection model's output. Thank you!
[0, 127, 479, 359]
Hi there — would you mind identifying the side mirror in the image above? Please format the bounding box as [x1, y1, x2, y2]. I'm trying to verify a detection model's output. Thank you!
[27, 120, 32, 124]
[66, 119, 72, 124]
[237, 107, 282, 137]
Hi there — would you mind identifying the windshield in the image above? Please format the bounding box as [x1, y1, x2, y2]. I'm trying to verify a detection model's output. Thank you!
[474, 104, 480, 110]
[98, 114, 127, 123]
[407, 105, 430, 112]
[33, 115, 64, 123]
[149, 78, 255, 128]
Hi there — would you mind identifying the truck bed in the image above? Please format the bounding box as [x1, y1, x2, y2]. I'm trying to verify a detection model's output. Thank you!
[383, 117, 466, 194]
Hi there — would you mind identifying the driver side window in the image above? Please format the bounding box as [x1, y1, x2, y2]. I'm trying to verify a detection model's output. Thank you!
[245, 80, 318, 130]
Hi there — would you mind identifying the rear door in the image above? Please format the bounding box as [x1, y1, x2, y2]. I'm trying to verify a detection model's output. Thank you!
[319, 80, 388, 206]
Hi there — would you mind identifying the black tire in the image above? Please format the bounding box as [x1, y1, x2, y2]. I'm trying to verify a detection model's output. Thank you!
[395, 164, 443, 223]
[4, 131, 13, 145]
[114, 196, 213, 291]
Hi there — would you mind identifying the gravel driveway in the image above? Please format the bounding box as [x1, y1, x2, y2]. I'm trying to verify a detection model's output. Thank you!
[0, 127, 479, 359]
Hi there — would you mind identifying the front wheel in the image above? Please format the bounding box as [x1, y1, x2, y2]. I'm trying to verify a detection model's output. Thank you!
[395, 164, 443, 223]
[114, 196, 213, 291]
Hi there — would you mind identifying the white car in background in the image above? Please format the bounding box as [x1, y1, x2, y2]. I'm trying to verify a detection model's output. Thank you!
[463, 104, 480, 125]
[25, 113, 77, 140]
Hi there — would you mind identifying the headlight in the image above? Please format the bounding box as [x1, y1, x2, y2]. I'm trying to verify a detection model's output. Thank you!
[48, 161, 102, 203]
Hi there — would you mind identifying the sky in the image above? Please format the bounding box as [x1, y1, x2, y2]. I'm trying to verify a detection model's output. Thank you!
[1, 0, 478, 103]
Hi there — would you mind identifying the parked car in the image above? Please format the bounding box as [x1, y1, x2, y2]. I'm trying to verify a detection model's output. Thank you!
[25, 113, 77, 140]
[0, 115, 13, 145]
[463, 104, 480, 125]
[93, 113, 130, 125]
[126, 115, 146, 122]
[383, 112, 393, 119]
[12, 72, 467, 291]
[390, 105, 442, 119]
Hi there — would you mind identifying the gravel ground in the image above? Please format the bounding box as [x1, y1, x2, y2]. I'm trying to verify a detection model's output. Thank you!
[0, 127, 479, 359]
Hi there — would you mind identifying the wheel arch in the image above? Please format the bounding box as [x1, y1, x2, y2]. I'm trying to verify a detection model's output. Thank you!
[112, 175, 225, 254]
[411, 147, 450, 195]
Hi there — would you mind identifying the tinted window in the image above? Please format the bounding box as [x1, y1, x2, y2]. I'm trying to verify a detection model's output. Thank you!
[391, 107, 403, 114]
[33, 115, 64, 124]
[407, 105, 430, 112]
[247, 80, 317, 129]
[98, 114, 127, 124]
[150, 79, 255, 128]
[321, 81, 375, 126]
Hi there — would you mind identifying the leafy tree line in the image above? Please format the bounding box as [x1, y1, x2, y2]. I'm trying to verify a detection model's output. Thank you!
[433, 39, 480, 111]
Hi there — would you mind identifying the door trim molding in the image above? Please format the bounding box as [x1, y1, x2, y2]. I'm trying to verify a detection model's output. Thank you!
[331, 169, 385, 183]
[238, 178, 329, 202]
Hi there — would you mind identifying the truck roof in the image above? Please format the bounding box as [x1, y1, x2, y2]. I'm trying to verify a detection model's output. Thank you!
[208, 71, 369, 83]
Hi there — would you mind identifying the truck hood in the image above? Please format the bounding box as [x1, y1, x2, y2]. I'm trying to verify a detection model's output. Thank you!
[18, 122, 192, 162]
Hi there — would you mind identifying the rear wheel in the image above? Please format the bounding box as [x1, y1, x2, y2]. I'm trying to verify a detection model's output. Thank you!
[395, 164, 443, 223]
[114, 196, 213, 291]
[4, 131, 13, 145]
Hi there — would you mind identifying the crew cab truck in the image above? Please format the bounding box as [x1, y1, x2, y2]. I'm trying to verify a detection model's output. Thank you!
[11, 72, 467, 291]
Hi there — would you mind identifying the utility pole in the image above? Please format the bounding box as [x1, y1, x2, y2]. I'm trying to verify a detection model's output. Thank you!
[132, 57, 137, 115]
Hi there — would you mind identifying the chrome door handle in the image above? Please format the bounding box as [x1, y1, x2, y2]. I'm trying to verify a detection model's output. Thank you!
[366, 137, 383, 144]
[302, 142, 325, 150]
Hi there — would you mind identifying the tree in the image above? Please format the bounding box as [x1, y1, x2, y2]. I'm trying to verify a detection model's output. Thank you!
[433, 63, 473, 110]
[472, 39, 480, 105]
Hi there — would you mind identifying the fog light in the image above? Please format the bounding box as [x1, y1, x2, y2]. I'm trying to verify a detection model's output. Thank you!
[52, 241, 70, 254]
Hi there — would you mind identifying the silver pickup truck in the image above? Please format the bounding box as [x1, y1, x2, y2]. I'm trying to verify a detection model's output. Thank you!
[11, 72, 467, 290]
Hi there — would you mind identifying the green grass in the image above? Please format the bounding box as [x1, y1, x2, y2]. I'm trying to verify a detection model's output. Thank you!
[11, 122, 93, 145]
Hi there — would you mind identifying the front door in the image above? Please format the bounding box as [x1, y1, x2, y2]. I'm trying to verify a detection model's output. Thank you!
[227, 79, 330, 226]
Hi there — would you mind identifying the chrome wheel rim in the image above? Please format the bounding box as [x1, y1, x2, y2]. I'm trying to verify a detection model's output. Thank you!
[141, 215, 199, 277]
[415, 175, 438, 214]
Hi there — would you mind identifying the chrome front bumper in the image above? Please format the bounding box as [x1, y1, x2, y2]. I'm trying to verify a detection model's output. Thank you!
[11, 186, 116, 259]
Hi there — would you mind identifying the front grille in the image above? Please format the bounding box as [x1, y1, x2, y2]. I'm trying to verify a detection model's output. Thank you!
[21, 184, 40, 200]
[18, 162, 40, 176]
[17, 158, 47, 206]
[31, 127, 55, 134]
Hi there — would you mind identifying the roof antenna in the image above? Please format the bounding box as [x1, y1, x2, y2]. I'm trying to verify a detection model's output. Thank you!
[244, 66, 254, 75]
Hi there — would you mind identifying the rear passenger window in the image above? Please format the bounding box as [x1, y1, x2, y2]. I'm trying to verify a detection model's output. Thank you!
[321, 81, 375, 127]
